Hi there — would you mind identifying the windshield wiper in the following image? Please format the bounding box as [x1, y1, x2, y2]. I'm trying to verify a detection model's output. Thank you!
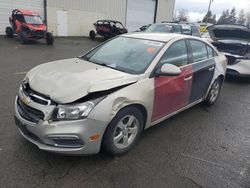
[77, 55, 89, 60]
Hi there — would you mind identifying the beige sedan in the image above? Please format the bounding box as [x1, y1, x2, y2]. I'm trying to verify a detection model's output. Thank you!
[14, 33, 227, 155]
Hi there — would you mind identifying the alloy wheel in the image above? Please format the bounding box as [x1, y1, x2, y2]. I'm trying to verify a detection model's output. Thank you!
[113, 115, 139, 149]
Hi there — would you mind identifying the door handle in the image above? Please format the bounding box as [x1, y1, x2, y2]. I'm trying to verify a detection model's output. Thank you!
[208, 66, 215, 71]
[184, 76, 192, 81]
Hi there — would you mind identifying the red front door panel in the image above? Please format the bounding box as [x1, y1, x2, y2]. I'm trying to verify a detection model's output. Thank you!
[152, 65, 193, 122]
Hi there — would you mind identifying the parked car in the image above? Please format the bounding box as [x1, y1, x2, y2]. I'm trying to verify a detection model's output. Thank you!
[14, 33, 227, 156]
[5, 9, 54, 45]
[145, 22, 201, 37]
[89, 20, 127, 40]
[207, 24, 250, 78]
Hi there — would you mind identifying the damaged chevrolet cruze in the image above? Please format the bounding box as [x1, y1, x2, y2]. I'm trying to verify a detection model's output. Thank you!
[14, 33, 227, 156]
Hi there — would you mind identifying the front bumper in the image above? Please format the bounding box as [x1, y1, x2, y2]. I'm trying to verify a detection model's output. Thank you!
[227, 59, 250, 78]
[14, 97, 108, 155]
[226, 69, 250, 78]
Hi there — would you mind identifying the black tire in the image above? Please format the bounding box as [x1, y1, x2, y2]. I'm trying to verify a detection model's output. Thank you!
[5, 27, 13, 38]
[102, 106, 144, 156]
[204, 78, 222, 106]
[20, 32, 28, 44]
[89, 30, 96, 40]
[46, 32, 54, 45]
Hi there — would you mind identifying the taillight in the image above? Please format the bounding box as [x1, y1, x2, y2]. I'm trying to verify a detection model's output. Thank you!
[226, 55, 240, 65]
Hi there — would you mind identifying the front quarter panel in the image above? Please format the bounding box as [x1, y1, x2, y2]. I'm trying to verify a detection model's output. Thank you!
[88, 75, 154, 129]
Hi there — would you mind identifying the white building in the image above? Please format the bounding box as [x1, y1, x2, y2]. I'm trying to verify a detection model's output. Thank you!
[0, 0, 176, 36]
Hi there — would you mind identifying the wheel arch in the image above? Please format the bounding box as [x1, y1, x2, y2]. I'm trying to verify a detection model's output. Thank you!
[106, 103, 148, 133]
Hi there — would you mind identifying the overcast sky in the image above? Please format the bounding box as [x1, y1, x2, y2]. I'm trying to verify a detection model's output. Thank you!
[175, 0, 250, 21]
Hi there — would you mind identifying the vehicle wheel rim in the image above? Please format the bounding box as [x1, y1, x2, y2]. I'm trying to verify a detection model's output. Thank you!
[209, 81, 220, 102]
[113, 115, 139, 149]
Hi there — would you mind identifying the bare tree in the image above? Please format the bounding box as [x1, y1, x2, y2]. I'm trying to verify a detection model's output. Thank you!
[177, 9, 189, 22]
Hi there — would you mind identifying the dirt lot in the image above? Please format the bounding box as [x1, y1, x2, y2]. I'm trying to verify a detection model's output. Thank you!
[0, 36, 249, 188]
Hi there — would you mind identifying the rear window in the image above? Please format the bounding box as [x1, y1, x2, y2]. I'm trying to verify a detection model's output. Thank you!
[191, 26, 200, 37]
[207, 45, 217, 58]
[146, 24, 173, 33]
[182, 25, 192, 35]
[190, 40, 208, 62]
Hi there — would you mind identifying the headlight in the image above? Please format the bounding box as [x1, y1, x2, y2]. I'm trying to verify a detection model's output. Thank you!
[52, 97, 105, 121]
[53, 101, 94, 121]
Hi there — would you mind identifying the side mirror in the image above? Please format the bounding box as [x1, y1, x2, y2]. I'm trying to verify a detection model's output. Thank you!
[156, 64, 181, 77]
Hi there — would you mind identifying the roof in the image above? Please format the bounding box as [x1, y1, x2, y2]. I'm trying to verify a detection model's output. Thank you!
[14, 9, 39, 16]
[96, 20, 122, 24]
[122, 32, 196, 42]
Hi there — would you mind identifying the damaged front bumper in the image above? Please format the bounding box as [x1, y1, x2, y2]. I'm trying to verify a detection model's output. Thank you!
[226, 58, 250, 77]
[14, 96, 108, 155]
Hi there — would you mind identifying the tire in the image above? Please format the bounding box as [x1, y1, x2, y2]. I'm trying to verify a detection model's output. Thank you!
[20, 32, 28, 44]
[204, 78, 222, 106]
[89, 30, 96, 40]
[5, 27, 13, 38]
[46, 32, 54, 45]
[102, 106, 144, 156]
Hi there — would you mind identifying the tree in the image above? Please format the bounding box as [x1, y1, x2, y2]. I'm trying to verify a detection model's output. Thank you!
[218, 10, 227, 24]
[218, 7, 237, 24]
[238, 9, 246, 25]
[177, 9, 189, 22]
[202, 10, 216, 24]
[246, 12, 250, 27]
[229, 7, 237, 24]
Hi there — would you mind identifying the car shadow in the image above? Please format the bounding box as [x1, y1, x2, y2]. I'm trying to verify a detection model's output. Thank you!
[225, 75, 250, 84]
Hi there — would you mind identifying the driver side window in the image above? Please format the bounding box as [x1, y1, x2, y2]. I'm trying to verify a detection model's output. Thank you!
[159, 40, 188, 67]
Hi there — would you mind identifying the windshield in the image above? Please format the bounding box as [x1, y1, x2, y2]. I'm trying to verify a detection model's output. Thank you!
[83, 37, 164, 74]
[24, 15, 43, 24]
[145, 24, 173, 33]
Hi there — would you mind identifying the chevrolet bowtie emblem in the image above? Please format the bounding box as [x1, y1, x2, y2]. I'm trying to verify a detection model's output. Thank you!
[21, 96, 31, 105]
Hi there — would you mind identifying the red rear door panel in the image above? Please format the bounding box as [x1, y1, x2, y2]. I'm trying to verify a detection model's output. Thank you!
[152, 65, 193, 122]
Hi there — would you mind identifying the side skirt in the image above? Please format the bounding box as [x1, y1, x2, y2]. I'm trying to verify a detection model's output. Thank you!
[150, 98, 204, 127]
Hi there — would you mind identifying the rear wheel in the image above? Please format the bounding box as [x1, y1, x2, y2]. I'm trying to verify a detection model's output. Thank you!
[102, 106, 144, 156]
[46, 32, 54, 45]
[205, 78, 222, 106]
[89, 30, 96, 40]
[5, 27, 13, 38]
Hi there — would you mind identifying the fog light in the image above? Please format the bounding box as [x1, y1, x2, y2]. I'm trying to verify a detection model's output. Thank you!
[48, 135, 84, 148]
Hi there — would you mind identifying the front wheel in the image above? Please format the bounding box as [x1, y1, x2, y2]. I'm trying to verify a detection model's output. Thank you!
[46, 32, 54, 45]
[20, 32, 28, 44]
[102, 107, 144, 156]
[205, 78, 222, 106]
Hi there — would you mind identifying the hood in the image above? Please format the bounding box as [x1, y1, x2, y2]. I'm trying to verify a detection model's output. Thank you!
[26, 58, 139, 104]
[207, 24, 250, 42]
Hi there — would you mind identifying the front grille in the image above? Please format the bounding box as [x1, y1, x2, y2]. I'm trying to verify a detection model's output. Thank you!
[15, 116, 40, 142]
[17, 97, 44, 123]
[22, 83, 54, 105]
